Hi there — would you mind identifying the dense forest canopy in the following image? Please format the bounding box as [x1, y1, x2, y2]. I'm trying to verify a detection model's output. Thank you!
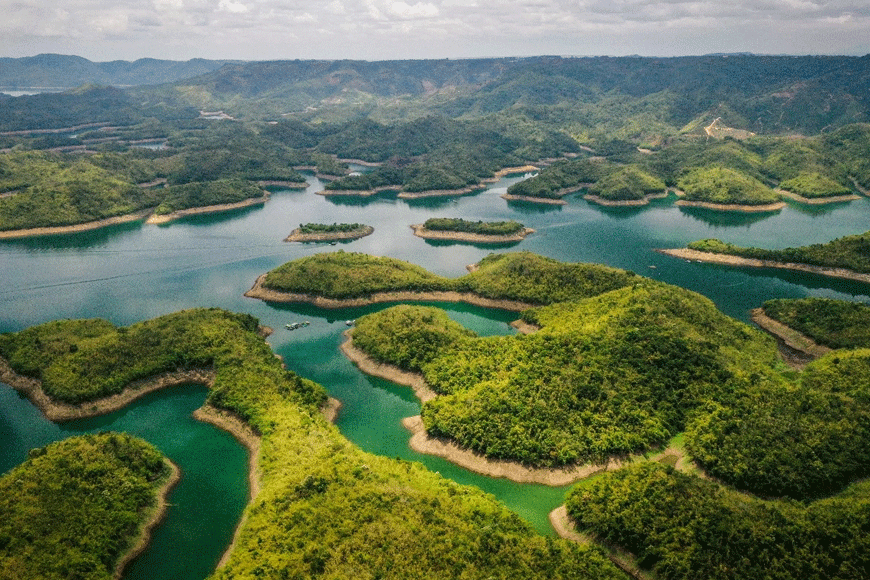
[0, 433, 172, 580]
[0, 309, 627, 580]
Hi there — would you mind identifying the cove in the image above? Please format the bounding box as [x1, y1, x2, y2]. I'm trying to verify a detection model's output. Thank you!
[0, 382, 249, 580]
[3, 173, 870, 577]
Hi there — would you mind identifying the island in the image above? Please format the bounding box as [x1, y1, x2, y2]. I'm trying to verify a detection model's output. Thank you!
[657, 233, 870, 283]
[284, 222, 374, 243]
[0, 307, 625, 580]
[410, 217, 534, 243]
[0, 433, 178, 580]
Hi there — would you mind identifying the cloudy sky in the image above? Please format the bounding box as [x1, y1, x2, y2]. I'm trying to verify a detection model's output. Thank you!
[3, 0, 869, 62]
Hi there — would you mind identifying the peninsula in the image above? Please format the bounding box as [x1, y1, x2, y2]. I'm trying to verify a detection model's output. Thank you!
[658, 234, 870, 284]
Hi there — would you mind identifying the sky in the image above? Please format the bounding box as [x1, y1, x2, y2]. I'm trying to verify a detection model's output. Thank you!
[2, 0, 869, 62]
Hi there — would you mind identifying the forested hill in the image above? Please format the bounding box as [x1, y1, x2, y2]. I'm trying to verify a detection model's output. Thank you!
[3, 54, 870, 138]
[0, 53, 235, 89]
[159, 54, 870, 134]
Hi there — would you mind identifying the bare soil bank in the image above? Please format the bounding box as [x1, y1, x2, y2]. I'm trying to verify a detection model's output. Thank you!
[410, 224, 534, 244]
[584, 191, 668, 207]
[675, 199, 786, 212]
[0, 358, 217, 421]
[0, 209, 153, 239]
[146, 194, 269, 225]
[657, 247, 870, 284]
[114, 459, 181, 580]
[776, 189, 859, 205]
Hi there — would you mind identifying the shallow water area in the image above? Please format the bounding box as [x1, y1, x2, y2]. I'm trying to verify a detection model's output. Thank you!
[2, 173, 870, 577]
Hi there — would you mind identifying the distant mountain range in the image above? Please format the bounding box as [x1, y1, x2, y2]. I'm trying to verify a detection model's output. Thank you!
[0, 54, 236, 89]
[1, 54, 869, 137]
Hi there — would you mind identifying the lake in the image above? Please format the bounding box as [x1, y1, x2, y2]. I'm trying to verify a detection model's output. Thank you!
[2, 173, 869, 578]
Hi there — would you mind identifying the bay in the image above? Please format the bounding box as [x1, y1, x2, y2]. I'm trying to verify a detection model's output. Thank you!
[2, 172, 869, 578]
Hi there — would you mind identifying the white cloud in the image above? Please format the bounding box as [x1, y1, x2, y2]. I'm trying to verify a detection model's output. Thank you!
[218, 0, 249, 13]
[387, 1, 439, 18]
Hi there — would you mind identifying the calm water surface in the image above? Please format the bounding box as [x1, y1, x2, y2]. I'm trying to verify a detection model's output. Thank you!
[2, 173, 869, 578]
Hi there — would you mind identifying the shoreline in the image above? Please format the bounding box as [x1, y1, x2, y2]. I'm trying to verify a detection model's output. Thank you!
[397, 185, 485, 199]
[656, 247, 870, 284]
[192, 404, 262, 569]
[410, 224, 534, 244]
[316, 185, 399, 197]
[480, 165, 540, 182]
[584, 191, 668, 207]
[0, 209, 153, 239]
[776, 188, 859, 205]
[749, 308, 831, 365]
[675, 199, 786, 212]
[257, 180, 307, 189]
[114, 459, 181, 580]
[245, 273, 538, 311]
[284, 225, 374, 243]
[0, 357, 217, 421]
[500, 193, 567, 205]
[146, 194, 269, 224]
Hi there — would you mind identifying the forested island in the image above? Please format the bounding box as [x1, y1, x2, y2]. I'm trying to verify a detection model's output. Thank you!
[411, 218, 533, 243]
[284, 222, 374, 242]
[659, 232, 870, 283]
[0, 433, 177, 580]
[0, 308, 626, 580]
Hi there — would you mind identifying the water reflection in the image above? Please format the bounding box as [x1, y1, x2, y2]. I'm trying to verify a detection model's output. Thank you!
[678, 205, 781, 228]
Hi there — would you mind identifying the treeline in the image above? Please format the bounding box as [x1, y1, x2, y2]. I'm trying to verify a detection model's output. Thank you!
[565, 462, 870, 580]
[0, 433, 171, 580]
[687, 232, 870, 274]
[423, 218, 525, 236]
[298, 222, 368, 234]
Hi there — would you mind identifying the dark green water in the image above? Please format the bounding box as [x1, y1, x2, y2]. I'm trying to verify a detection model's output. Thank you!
[2, 173, 869, 578]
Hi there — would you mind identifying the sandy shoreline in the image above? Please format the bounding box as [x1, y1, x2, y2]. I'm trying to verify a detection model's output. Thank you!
[397, 185, 485, 199]
[584, 191, 668, 207]
[0, 357, 217, 421]
[284, 225, 374, 242]
[257, 180, 308, 189]
[500, 193, 567, 205]
[0, 209, 154, 239]
[316, 185, 400, 197]
[245, 273, 538, 311]
[410, 224, 534, 244]
[657, 247, 870, 284]
[192, 404, 263, 569]
[749, 308, 831, 365]
[675, 199, 786, 212]
[146, 194, 269, 224]
[114, 459, 181, 580]
[776, 189, 859, 205]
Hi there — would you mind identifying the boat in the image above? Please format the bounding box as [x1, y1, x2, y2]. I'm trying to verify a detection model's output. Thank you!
[345, 320, 355, 326]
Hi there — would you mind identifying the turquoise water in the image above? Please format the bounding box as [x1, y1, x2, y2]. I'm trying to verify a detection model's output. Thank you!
[2, 174, 870, 577]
